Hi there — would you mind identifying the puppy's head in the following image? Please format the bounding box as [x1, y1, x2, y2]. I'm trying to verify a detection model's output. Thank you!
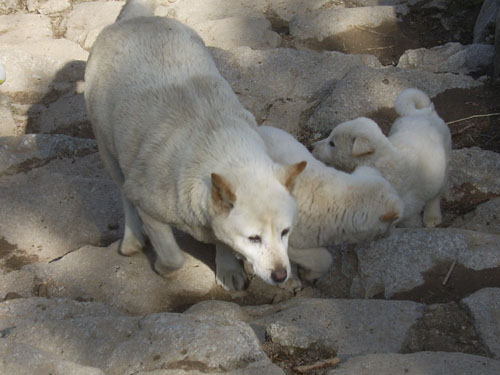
[349, 166, 404, 240]
[209, 161, 306, 285]
[312, 117, 386, 172]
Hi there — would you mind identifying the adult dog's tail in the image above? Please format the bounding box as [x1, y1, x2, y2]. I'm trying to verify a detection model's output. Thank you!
[116, 0, 158, 22]
[394, 88, 434, 117]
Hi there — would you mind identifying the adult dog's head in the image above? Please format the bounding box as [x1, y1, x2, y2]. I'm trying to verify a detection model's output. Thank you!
[209, 161, 306, 285]
[312, 117, 388, 172]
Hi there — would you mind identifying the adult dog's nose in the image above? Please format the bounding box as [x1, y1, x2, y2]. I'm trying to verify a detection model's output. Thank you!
[271, 267, 287, 283]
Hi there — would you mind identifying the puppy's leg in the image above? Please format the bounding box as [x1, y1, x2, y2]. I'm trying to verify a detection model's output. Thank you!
[423, 195, 442, 227]
[119, 195, 145, 256]
[139, 211, 185, 275]
[288, 246, 333, 282]
[215, 242, 249, 291]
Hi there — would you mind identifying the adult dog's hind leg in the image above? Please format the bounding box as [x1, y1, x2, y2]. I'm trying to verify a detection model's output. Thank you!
[119, 196, 145, 255]
[139, 210, 185, 275]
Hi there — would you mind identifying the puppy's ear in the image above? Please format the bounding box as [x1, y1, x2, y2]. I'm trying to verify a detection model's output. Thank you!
[379, 211, 399, 223]
[281, 161, 307, 192]
[352, 136, 374, 157]
[211, 173, 236, 212]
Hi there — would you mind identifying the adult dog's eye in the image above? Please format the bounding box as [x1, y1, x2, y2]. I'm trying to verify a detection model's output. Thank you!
[248, 235, 261, 244]
[281, 228, 289, 237]
[329, 140, 335, 147]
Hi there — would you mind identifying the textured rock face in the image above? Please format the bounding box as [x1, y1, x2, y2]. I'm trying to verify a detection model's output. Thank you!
[1, 0, 500, 374]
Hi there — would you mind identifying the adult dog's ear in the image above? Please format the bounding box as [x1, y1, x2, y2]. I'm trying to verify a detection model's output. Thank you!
[211, 173, 236, 212]
[281, 161, 307, 192]
[352, 136, 374, 157]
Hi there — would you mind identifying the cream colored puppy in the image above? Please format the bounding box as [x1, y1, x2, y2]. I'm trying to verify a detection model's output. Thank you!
[85, 0, 306, 291]
[313, 88, 451, 227]
[258, 126, 403, 280]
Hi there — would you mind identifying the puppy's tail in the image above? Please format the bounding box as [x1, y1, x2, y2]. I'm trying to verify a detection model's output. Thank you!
[395, 88, 434, 117]
[116, 0, 158, 22]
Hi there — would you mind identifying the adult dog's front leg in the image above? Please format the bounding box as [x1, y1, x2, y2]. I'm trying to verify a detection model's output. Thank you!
[215, 242, 249, 291]
[139, 210, 185, 276]
[288, 246, 333, 282]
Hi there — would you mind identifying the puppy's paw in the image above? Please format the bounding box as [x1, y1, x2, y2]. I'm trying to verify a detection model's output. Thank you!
[216, 267, 249, 291]
[423, 211, 442, 228]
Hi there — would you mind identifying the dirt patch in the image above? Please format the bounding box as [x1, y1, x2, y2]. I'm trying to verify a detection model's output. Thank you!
[0, 237, 39, 271]
[441, 183, 500, 225]
[262, 341, 338, 375]
[434, 84, 500, 153]
[402, 302, 491, 357]
[389, 262, 500, 305]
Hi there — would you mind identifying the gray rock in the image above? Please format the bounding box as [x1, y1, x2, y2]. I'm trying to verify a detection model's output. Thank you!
[170, 0, 267, 25]
[212, 47, 380, 134]
[0, 0, 24, 14]
[397, 42, 494, 74]
[0, 14, 52, 45]
[0, 134, 96, 175]
[32, 92, 90, 136]
[0, 50, 86, 104]
[26, 0, 71, 14]
[0, 94, 17, 136]
[0, 241, 216, 314]
[329, 352, 500, 375]
[247, 298, 424, 358]
[462, 288, 500, 358]
[445, 147, 500, 203]
[134, 361, 285, 375]
[495, 10, 500, 77]
[473, 0, 500, 43]
[0, 151, 122, 263]
[63, 1, 124, 50]
[450, 198, 500, 235]
[0, 340, 105, 375]
[192, 16, 281, 50]
[307, 65, 480, 133]
[0, 297, 272, 374]
[289, 5, 409, 43]
[349, 228, 500, 298]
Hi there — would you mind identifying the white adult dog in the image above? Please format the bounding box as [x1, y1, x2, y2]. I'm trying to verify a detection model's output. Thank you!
[313, 88, 451, 227]
[85, 0, 306, 291]
[258, 126, 404, 280]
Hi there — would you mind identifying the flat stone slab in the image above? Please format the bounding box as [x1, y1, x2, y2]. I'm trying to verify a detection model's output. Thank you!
[246, 298, 424, 358]
[329, 352, 500, 375]
[450, 198, 500, 235]
[397, 42, 494, 74]
[0, 149, 122, 263]
[445, 147, 500, 202]
[348, 228, 500, 298]
[212, 47, 380, 134]
[307, 65, 480, 133]
[0, 297, 273, 375]
[290, 5, 409, 42]
[462, 288, 500, 359]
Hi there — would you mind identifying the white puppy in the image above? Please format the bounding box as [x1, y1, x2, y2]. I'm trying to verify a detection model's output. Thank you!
[313, 88, 451, 227]
[258, 126, 404, 280]
[85, 0, 306, 291]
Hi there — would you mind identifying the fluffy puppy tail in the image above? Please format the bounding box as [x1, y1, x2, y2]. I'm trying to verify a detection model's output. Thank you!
[116, 0, 158, 22]
[395, 88, 434, 117]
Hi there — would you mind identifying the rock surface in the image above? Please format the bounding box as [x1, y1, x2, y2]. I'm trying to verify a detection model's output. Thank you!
[0, 0, 499, 374]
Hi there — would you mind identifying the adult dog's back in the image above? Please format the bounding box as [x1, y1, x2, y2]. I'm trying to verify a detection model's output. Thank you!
[85, 0, 306, 289]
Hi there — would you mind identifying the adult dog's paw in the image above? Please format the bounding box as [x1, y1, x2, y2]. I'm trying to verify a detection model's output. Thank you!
[216, 267, 249, 291]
